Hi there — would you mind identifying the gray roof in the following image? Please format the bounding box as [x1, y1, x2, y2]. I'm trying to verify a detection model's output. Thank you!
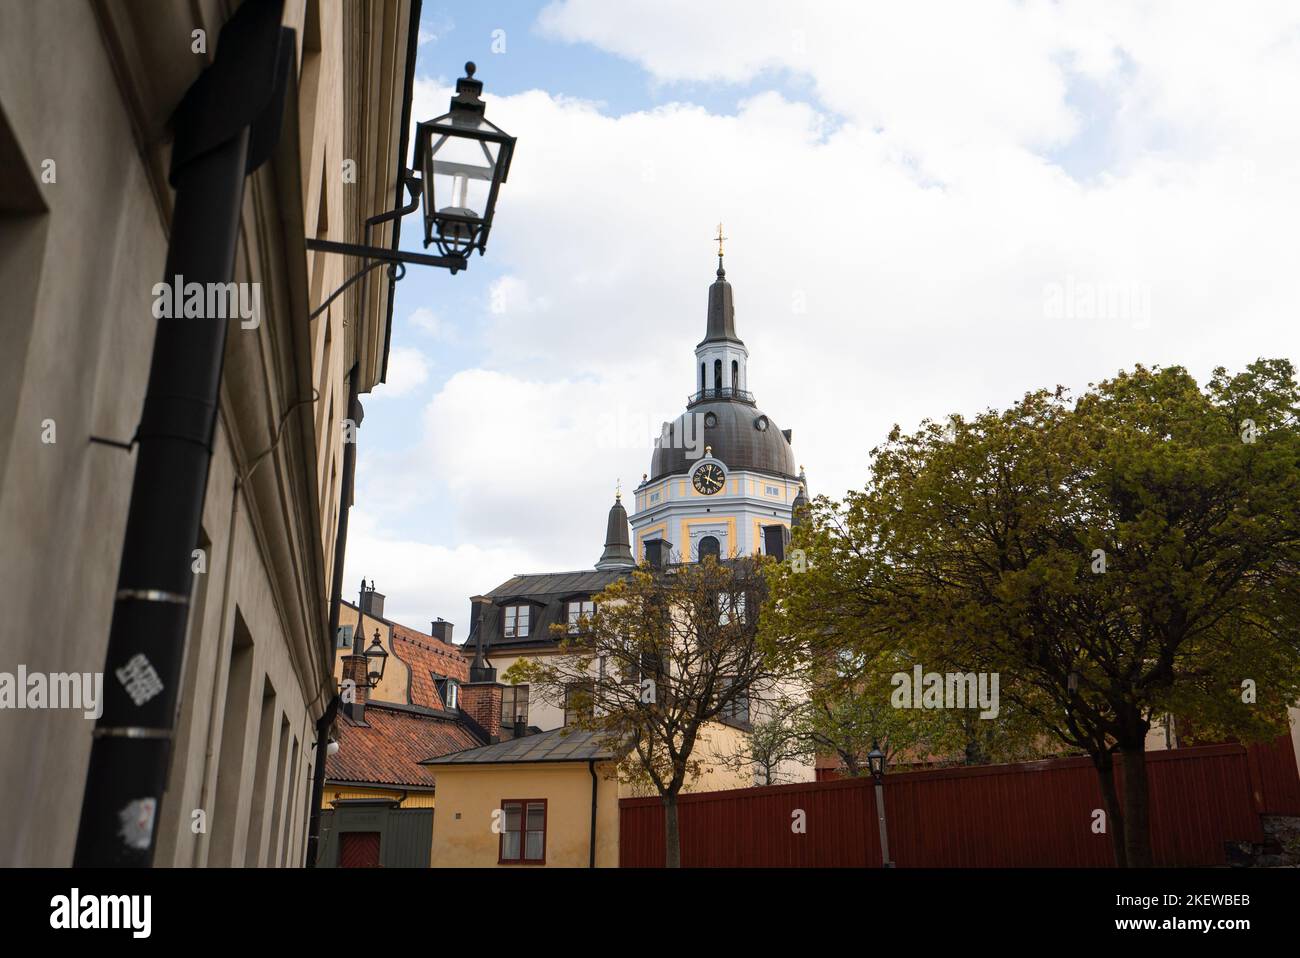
[421, 727, 623, 765]
[487, 568, 627, 601]
[651, 399, 797, 481]
[596, 496, 634, 569]
[472, 568, 632, 653]
[699, 262, 742, 346]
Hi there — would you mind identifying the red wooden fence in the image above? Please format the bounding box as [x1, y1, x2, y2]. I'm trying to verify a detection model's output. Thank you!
[618, 735, 1300, 867]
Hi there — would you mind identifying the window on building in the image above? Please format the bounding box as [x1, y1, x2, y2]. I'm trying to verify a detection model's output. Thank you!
[566, 599, 595, 635]
[765, 484, 781, 497]
[501, 685, 529, 728]
[718, 676, 750, 725]
[503, 604, 530, 639]
[435, 675, 459, 710]
[498, 799, 546, 864]
[714, 359, 722, 392]
[718, 591, 746, 626]
[564, 681, 594, 725]
[335, 624, 354, 649]
[731, 359, 738, 389]
[698, 536, 720, 562]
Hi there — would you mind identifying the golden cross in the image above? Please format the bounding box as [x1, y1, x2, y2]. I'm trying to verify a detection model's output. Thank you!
[616, 477, 622, 499]
[715, 222, 727, 258]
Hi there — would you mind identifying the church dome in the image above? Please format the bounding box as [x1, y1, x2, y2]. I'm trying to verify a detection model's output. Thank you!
[650, 399, 797, 481]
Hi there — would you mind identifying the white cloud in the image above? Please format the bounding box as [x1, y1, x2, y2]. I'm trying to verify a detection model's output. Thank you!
[372, 346, 430, 398]
[407, 306, 453, 341]
[343, 509, 536, 633]
[350, 4, 1300, 628]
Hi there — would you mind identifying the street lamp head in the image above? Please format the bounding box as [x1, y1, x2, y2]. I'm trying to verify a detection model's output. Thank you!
[868, 740, 886, 783]
[364, 628, 389, 688]
[414, 62, 516, 259]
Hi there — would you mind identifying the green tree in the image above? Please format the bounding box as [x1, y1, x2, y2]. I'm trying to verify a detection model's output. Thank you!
[767, 360, 1300, 866]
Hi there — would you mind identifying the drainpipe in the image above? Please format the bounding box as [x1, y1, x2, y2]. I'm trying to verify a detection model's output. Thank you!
[306, 362, 361, 866]
[305, 695, 339, 868]
[589, 759, 598, 868]
[74, 0, 292, 867]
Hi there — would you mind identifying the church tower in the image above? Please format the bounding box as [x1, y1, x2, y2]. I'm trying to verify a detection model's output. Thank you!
[630, 229, 802, 563]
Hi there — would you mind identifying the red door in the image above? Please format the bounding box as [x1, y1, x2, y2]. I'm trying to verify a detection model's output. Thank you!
[338, 831, 381, 867]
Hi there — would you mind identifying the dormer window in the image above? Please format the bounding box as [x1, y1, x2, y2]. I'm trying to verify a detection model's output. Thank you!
[503, 604, 530, 639]
[435, 675, 459, 710]
[566, 599, 595, 634]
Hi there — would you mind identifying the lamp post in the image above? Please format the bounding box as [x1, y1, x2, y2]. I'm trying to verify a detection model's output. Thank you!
[868, 740, 894, 868]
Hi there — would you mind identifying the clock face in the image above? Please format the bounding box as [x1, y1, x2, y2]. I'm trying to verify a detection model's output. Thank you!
[692, 462, 725, 495]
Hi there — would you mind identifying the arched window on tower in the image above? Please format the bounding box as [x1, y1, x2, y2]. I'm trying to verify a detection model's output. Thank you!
[713, 359, 722, 393]
[698, 536, 720, 562]
[700, 363, 705, 392]
[731, 359, 738, 391]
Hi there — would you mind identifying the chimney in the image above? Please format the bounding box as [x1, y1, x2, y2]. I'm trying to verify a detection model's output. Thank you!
[513, 717, 527, 738]
[762, 524, 790, 562]
[459, 680, 503, 743]
[361, 582, 385, 620]
[341, 651, 370, 724]
[467, 596, 496, 682]
[428, 617, 453, 644]
[643, 537, 673, 570]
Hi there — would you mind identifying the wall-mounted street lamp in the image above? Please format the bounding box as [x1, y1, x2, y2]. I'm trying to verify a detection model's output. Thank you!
[868, 740, 895, 868]
[305, 62, 516, 316]
[414, 62, 516, 258]
[363, 628, 389, 689]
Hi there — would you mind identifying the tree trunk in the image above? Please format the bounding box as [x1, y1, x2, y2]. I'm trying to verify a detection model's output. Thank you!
[1092, 751, 1127, 868]
[663, 792, 681, 868]
[1119, 745, 1153, 867]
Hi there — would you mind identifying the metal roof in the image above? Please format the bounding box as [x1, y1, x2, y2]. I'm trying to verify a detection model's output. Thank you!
[421, 726, 624, 765]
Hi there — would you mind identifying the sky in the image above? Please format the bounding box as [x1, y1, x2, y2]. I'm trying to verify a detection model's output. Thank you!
[344, 0, 1300, 635]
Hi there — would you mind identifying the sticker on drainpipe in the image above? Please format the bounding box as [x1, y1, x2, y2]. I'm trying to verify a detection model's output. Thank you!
[115, 653, 164, 706]
[118, 797, 157, 850]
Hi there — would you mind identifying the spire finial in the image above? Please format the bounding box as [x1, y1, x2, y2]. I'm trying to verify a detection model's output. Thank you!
[616, 477, 622, 500]
[714, 222, 727, 277]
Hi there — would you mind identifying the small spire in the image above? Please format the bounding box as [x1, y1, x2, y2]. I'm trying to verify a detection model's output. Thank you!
[596, 494, 635, 570]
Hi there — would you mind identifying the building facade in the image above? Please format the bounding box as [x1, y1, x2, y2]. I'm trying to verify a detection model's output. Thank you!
[0, 0, 417, 865]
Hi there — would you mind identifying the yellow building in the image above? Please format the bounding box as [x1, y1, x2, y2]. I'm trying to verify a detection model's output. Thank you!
[424, 723, 751, 867]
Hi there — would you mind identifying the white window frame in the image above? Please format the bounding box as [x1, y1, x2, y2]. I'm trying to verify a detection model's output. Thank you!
[504, 604, 530, 639]
[566, 599, 595, 635]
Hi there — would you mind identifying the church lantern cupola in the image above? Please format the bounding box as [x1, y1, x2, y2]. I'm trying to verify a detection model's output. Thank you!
[694, 224, 749, 401]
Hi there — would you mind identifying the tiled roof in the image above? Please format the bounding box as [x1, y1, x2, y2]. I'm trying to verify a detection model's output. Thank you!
[327, 702, 482, 789]
[422, 726, 625, 766]
[390, 623, 470, 710]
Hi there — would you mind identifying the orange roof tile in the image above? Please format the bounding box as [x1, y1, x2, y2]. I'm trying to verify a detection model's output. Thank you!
[326, 703, 482, 789]
[389, 623, 470, 710]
